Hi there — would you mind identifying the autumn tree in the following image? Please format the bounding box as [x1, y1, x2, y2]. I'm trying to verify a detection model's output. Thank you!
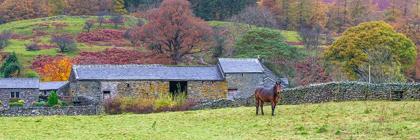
[49, 0, 70, 15]
[131, 0, 214, 64]
[324, 21, 417, 82]
[385, 0, 402, 22]
[227, 5, 278, 29]
[95, 11, 109, 27]
[110, 14, 123, 29]
[309, 0, 329, 28]
[50, 35, 77, 53]
[38, 57, 73, 82]
[113, 0, 126, 14]
[289, 0, 313, 28]
[84, 21, 94, 33]
[0, 30, 12, 49]
[69, 0, 100, 15]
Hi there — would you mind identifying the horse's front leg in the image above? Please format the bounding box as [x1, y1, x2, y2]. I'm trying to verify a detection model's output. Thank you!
[260, 101, 264, 115]
[271, 101, 275, 116]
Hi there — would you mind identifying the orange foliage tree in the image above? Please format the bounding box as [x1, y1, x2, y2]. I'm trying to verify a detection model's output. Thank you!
[131, 0, 214, 64]
[38, 57, 74, 82]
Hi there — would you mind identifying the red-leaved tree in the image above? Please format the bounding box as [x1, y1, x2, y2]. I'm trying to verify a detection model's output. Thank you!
[131, 0, 214, 64]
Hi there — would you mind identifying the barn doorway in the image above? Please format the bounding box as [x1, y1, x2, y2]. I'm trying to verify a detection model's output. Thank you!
[169, 81, 187, 96]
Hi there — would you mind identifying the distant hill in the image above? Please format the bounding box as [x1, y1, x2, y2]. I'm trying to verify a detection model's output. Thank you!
[322, 0, 390, 11]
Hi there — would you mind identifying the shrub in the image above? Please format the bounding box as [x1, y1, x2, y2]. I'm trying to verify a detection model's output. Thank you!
[47, 91, 59, 107]
[25, 44, 39, 51]
[33, 102, 45, 106]
[24, 71, 39, 78]
[9, 98, 19, 103]
[0, 101, 2, 106]
[18, 100, 25, 104]
[60, 101, 69, 106]
[9, 102, 24, 106]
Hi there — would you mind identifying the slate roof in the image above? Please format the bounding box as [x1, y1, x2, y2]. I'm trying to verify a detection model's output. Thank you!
[218, 58, 264, 73]
[0, 78, 40, 89]
[39, 81, 69, 90]
[72, 65, 224, 81]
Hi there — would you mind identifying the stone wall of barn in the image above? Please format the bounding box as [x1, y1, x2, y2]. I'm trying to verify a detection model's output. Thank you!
[69, 81, 101, 101]
[100, 81, 169, 99]
[225, 73, 264, 99]
[0, 88, 39, 108]
[188, 81, 228, 102]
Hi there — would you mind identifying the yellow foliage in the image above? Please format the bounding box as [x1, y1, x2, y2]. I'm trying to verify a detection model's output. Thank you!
[113, 0, 127, 15]
[39, 57, 73, 82]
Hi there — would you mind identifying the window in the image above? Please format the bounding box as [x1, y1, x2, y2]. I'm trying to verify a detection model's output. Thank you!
[126, 84, 130, 88]
[227, 89, 238, 99]
[11, 92, 20, 98]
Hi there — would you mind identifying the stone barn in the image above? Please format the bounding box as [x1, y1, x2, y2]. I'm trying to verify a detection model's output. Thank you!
[0, 78, 39, 108]
[68, 58, 282, 103]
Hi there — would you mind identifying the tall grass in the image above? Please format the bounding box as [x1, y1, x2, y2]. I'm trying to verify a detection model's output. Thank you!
[103, 92, 197, 114]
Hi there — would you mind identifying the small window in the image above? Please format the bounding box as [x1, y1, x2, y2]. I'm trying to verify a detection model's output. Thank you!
[126, 84, 130, 88]
[242, 73, 244, 77]
[103, 91, 111, 94]
[227, 89, 238, 99]
[11, 92, 20, 98]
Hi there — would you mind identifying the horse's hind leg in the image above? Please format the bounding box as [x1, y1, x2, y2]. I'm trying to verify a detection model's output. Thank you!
[260, 101, 264, 115]
[255, 98, 259, 115]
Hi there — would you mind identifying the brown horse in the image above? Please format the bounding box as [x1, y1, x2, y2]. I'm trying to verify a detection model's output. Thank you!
[254, 81, 281, 116]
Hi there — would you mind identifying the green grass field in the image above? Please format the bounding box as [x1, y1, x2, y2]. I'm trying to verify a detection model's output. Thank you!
[0, 101, 419, 139]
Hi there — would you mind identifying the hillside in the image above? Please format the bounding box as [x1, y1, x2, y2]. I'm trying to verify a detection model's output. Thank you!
[0, 15, 139, 74]
[0, 101, 419, 139]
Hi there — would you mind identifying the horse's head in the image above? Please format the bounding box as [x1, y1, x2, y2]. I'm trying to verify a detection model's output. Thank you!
[275, 81, 282, 94]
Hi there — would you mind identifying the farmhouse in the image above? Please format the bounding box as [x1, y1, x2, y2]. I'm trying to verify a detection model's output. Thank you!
[69, 58, 283, 103]
[0, 78, 39, 108]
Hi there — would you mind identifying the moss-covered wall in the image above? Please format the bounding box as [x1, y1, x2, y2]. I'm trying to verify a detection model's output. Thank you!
[188, 81, 228, 102]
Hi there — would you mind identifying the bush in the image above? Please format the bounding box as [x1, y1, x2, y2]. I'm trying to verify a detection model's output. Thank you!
[0, 101, 2, 106]
[18, 100, 25, 104]
[33, 102, 45, 106]
[9, 102, 24, 106]
[47, 91, 59, 107]
[9, 98, 19, 103]
[60, 101, 69, 106]
[25, 44, 39, 51]
[24, 71, 39, 78]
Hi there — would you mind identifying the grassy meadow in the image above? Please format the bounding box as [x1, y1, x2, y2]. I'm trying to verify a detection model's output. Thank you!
[0, 101, 419, 139]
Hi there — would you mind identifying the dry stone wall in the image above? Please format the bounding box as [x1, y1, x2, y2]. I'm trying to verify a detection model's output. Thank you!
[193, 82, 420, 109]
[0, 106, 99, 117]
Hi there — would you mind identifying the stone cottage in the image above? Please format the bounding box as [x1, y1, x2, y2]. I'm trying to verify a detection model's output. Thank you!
[68, 58, 283, 103]
[0, 78, 39, 108]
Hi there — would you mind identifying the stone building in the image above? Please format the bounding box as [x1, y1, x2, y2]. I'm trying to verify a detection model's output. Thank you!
[68, 58, 282, 103]
[0, 78, 39, 108]
[39, 81, 69, 102]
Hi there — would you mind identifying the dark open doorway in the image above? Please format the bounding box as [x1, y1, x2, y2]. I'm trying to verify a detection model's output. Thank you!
[169, 81, 187, 96]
